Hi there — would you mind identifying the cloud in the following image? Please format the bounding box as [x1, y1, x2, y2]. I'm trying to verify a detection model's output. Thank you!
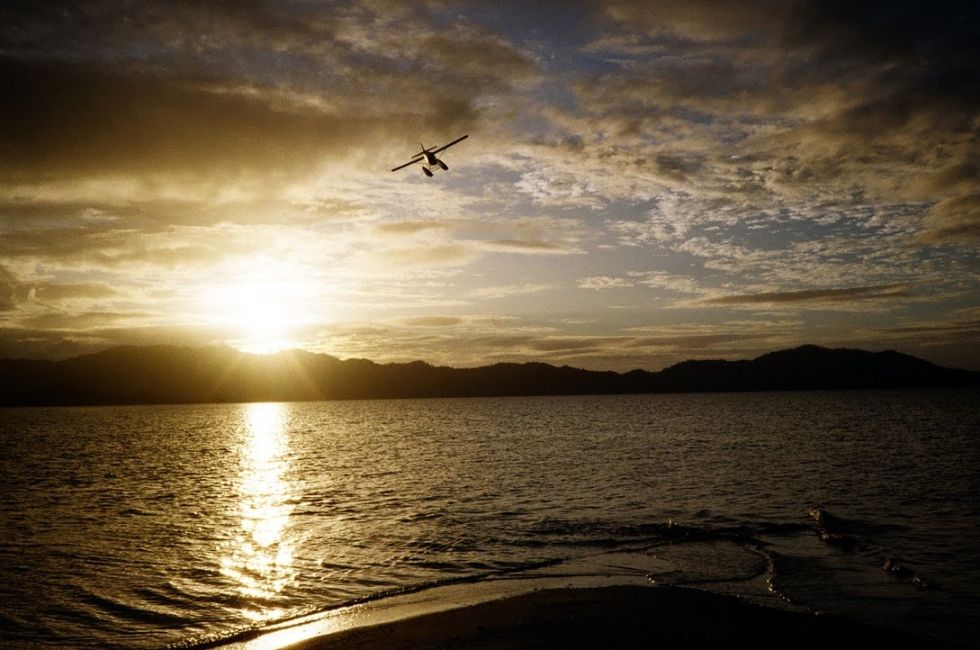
[2, 274, 122, 314]
[0, 1, 539, 191]
[920, 194, 980, 243]
[627, 333, 763, 349]
[834, 306, 980, 370]
[514, 169, 604, 209]
[1, 1, 977, 370]
[628, 271, 702, 296]
[469, 283, 554, 300]
[703, 284, 914, 305]
[0, 56, 343, 178]
[578, 276, 633, 290]
[319, 310, 808, 370]
[0, 323, 232, 360]
[574, 0, 980, 250]
[15, 310, 150, 331]
[480, 239, 571, 254]
[0, 265, 27, 311]
[873, 314, 980, 339]
[375, 220, 448, 235]
[29, 282, 120, 304]
[402, 316, 464, 327]
[528, 337, 624, 353]
[372, 244, 477, 269]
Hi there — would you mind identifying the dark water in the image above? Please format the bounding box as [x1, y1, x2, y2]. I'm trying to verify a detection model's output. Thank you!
[1, 390, 978, 648]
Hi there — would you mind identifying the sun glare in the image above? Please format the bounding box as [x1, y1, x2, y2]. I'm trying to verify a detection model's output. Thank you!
[199, 263, 317, 354]
[215, 283, 297, 354]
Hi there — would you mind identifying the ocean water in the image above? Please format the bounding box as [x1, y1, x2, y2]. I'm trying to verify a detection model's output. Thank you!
[1, 390, 978, 648]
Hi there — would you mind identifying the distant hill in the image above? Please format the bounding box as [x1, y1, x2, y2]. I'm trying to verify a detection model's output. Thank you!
[0, 344, 977, 406]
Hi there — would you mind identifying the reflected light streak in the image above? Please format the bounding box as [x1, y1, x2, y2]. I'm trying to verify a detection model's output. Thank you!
[241, 617, 346, 650]
[221, 403, 297, 621]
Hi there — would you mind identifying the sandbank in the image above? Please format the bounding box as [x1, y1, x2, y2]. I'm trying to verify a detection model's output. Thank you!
[218, 584, 963, 650]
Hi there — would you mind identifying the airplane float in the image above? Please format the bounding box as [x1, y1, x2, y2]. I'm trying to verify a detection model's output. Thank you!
[391, 134, 469, 177]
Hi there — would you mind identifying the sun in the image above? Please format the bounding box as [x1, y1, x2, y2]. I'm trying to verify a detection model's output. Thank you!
[236, 299, 293, 354]
[218, 282, 299, 354]
[199, 273, 312, 355]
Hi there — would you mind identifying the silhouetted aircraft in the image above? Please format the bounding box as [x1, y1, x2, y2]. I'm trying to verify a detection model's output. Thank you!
[391, 135, 468, 177]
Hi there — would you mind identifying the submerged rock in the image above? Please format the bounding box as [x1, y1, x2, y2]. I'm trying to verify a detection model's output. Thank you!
[808, 505, 859, 550]
[883, 558, 931, 590]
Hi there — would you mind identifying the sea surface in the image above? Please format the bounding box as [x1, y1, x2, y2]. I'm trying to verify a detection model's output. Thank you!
[1, 390, 979, 648]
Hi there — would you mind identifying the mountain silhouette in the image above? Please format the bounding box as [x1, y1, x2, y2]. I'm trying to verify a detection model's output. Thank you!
[0, 344, 976, 406]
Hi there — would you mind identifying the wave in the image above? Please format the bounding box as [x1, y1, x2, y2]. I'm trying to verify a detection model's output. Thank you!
[151, 507, 947, 648]
[172, 557, 566, 649]
[173, 515, 818, 649]
[80, 589, 188, 626]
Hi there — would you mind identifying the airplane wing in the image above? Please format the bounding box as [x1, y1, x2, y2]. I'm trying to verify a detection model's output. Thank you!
[430, 134, 469, 156]
[391, 156, 424, 172]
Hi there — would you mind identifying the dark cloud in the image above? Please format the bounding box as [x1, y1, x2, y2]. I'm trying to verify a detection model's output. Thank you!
[920, 194, 980, 243]
[0, 1, 536, 183]
[875, 318, 980, 338]
[604, 0, 980, 72]
[376, 220, 448, 235]
[414, 32, 537, 85]
[0, 0, 976, 368]
[594, 1, 980, 128]
[783, 1, 980, 68]
[30, 282, 119, 303]
[627, 333, 761, 348]
[484, 239, 567, 253]
[704, 284, 913, 305]
[0, 265, 27, 311]
[403, 316, 463, 327]
[585, 0, 980, 227]
[654, 153, 704, 181]
[0, 56, 413, 179]
[529, 337, 621, 353]
[0, 267, 110, 312]
[602, 1, 789, 42]
[16, 310, 147, 331]
[0, 323, 231, 360]
[0, 221, 229, 270]
[913, 161, 980, 197]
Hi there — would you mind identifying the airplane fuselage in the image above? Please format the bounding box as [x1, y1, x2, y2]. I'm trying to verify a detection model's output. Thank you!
[420, 148, 448, 172]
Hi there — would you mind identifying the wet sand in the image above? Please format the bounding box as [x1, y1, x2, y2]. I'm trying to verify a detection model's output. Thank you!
[279, 585, 961, 650]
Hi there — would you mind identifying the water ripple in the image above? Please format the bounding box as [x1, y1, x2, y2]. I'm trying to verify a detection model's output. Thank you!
[1, 390, 978, 647]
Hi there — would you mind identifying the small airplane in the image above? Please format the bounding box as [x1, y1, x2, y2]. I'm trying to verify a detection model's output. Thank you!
[391, 134, 469, 177]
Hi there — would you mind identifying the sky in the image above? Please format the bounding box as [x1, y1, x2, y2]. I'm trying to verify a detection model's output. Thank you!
[1, 0, 978, 371]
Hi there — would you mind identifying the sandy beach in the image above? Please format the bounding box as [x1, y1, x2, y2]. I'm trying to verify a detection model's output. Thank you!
[229, 585, 964, 650]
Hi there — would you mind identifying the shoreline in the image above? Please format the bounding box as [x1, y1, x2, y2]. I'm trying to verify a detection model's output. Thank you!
[211, 583, 965, 650]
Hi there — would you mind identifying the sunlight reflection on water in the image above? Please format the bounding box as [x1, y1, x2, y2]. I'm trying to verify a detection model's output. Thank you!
[3, 391, 979, 648]
[220, 403, 297, 621]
